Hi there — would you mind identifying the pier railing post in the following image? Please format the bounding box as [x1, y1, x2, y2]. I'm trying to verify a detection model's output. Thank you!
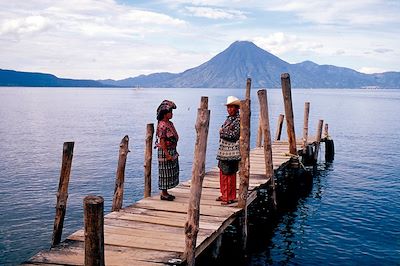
[302, 102, 310, 153]
[52, 141, 74, 247]
[84, 195, 105, 266]
[281, 73, 297, 155]
[314, 120, 324, 162]
[257, 90, 277, 208]
[184, 97, 210, 266]
[144, 124, 154, 198]
[275, 114, 284, 141]
[111, 135, 130, 212]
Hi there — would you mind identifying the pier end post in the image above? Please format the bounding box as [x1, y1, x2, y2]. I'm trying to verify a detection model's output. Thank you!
[52, 141, 74, 247]
[144, 124, 154, 198]
[302, 102, 310, 152]
[323, 123, 335, 162]
[84, 195, 105, 266]
[111, 135, 129, 212]
[281, 73, 297, 155]
[314, 120, 324, 162]
[184, 97, 210, 266]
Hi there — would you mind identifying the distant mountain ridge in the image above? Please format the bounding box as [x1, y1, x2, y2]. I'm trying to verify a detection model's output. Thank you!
[1, 41, 399, 88]
[0, 69, 108, 87]
[100, 41, 400, 88]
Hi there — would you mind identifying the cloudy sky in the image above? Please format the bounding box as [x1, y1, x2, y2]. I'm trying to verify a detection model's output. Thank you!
[0, 0, 399, 80]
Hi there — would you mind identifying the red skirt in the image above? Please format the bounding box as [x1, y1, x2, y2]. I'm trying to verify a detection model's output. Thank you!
[219, 170, 237, 202]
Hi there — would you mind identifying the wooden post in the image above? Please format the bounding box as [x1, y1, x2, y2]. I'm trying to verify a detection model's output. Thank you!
[111, 135, 130, 212]
[314, 120, 324, 162]
[144, 124, 154, 198]
[238, 99, 251, 208]
[237, 98, 251, 254]
[302, 102, 310, 152]
[84, 195, 105, 266]
[275, 114, 285, 141]
[52, 142, 74, 247]
[245, 78, 251, 100]
[257, 90, 277, 208]
[281, 73, 297, 155]
[256, 117, 262, 147]
[323, 123, 329, 139]
[183, 97, 210, 266]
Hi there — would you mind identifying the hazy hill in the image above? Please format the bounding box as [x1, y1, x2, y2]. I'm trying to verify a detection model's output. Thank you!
[0, 69, 109, 87]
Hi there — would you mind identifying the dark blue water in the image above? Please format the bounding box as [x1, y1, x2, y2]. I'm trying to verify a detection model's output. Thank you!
[0, 87, 399, 265]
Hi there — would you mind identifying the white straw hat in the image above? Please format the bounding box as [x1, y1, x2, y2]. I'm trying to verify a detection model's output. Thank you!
[225, 96, 241, 106]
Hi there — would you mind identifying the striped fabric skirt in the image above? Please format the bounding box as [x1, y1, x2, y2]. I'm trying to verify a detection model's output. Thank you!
[158, 148, 179, 190]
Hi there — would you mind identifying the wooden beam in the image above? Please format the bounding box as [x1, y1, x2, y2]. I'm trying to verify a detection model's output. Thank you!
[281, 73, 297, 155]
[52, 141, 74, 247]
[257, 89, 276, 208]
[144, 124, 154, 198]
[184, 97, 210, 266]
[112, 135, 130, 211]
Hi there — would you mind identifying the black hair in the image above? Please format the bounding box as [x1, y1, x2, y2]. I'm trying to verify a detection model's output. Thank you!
[157, 109, 171, 121]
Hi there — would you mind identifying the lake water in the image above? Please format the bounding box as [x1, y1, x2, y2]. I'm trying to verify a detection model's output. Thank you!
[0, 87, 399, 265]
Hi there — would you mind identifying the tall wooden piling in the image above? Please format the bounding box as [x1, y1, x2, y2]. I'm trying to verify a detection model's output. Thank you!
[257, 90, 277, 207]
[281, 73, 297, 155]
[302, 102, 310, 152]
[256, 117, 263, 147]
[238, 98, 251, 254]
[238, 98, 251, 208]
[245, 78, 251, 100]
[52, 142, 74, 247]
[314, 120, 324, 162]
[144, 124, 154, 198]
[84, 196, 105, 266]
[275, 114, 285, 141]
[184, 97, 210, 266]
[111, 135, 129, 212]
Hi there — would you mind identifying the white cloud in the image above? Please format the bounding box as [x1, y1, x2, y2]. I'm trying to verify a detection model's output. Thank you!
[184, 6, 246, 19]
[0, 15, 49, 36]
[264, 0, 400, 26]
[253, 32, 323, 55]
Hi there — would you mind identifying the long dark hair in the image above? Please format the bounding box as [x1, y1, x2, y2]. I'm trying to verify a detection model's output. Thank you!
[157, 109, 171, 121]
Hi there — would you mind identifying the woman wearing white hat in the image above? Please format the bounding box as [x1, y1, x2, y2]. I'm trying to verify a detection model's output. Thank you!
[216, 96, 241, 205]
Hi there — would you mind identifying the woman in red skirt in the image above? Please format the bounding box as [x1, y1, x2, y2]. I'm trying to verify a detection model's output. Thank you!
[216, 96, 241, 205]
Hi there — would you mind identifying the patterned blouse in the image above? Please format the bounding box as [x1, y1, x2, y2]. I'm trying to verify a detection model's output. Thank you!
[220, 112, 240, 142]
[156, 120, 179, 148]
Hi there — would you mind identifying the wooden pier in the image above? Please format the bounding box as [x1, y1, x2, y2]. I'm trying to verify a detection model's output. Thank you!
[24, 74, 334, 265]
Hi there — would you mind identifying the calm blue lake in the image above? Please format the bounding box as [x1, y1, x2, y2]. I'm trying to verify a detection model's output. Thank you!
[0, 87, 399, 265]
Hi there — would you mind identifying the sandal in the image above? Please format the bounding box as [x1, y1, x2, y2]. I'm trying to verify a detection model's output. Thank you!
[215, 196, 222, 201]
[221, 199, 238, 205]
[168, 194, 176, 199]
[160, 194, 174, 201]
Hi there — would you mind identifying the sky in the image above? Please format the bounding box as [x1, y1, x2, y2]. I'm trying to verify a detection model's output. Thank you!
[0, 0, 399, 80]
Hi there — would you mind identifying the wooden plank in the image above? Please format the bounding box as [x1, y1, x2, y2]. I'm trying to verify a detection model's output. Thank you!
[28, 240, 180, 265]
[133, 198, 241, 217]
